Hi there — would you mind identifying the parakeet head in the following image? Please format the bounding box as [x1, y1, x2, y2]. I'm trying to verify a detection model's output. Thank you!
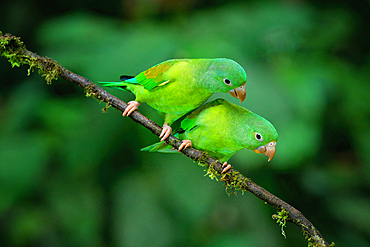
[240, 110, 278, 161]
[201, 58, 247, 102]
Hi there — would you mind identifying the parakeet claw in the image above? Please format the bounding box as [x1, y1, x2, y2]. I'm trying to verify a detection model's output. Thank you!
[221, 162, 232, 174]
[159, 123, 172, 141]
[122, 101, 140, 116]
[178, 140, 192, 151]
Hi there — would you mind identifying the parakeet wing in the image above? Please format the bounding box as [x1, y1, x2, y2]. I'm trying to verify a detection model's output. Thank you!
[133, 60, 174, 90]
[180, 99, 225, 132]
[100, 60, 175, 91]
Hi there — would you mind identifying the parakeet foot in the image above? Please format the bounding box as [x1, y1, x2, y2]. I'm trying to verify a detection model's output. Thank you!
[122, 101, 140, 116]
[178, 140, 192, 151]
[159, 123, 172, 141]
[221, 162, 232, 174]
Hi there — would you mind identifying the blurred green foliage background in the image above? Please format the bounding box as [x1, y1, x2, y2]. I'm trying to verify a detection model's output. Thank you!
[1, 0, 370, 246]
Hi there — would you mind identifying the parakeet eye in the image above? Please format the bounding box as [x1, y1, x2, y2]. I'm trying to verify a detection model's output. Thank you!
[223, 78, 232, 86]
[254, 132, 263, 142]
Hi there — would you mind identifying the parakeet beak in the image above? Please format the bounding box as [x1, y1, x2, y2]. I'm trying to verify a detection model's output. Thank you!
[229, 83, 246, 103]
[254, 141, 276, 162]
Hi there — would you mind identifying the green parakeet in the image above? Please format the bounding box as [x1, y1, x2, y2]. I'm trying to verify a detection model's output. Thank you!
[141, 99, 278, 173]
[100, 58, 247, 141]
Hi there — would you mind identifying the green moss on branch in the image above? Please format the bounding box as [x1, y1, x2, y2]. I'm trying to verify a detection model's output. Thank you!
[0, 32, 61, 84]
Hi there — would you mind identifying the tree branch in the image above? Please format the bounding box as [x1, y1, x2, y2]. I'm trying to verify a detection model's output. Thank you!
[0, 32, 333, 247]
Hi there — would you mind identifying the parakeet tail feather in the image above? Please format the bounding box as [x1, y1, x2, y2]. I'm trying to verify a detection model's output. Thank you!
[140, 141, 177, 153]
[99, 81, 130, 92]
[120, 75, 135, 81]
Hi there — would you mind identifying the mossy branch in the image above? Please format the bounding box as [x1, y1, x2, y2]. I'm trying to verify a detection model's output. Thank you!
[0, 32, 334, 247]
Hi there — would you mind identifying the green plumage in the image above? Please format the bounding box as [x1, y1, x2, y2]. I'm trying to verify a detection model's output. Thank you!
[141, 99, 278, 163]
[100, 58, 247, 125]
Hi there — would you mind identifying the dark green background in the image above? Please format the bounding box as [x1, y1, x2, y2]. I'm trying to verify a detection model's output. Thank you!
[1, 0, 370, 246]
